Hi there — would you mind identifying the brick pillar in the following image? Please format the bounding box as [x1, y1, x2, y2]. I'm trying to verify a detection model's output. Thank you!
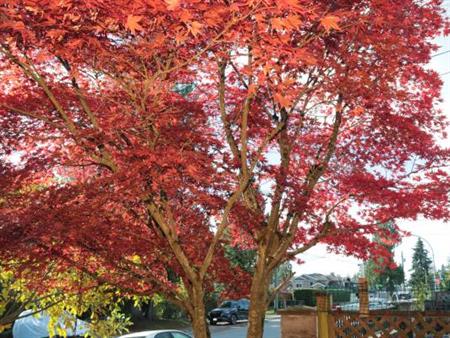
[358, 277, 369, 316]
[316, 292, 332, 338]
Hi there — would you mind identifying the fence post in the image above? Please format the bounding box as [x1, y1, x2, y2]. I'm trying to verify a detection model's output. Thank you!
[358, 277, 369, 317]
[316, 292, 332, 338]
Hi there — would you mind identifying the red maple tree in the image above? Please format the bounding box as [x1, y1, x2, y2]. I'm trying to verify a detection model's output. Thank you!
[1, 1, 449, 338]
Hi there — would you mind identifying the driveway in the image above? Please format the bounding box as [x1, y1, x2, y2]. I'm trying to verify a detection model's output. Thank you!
[210, 316, 280, 338]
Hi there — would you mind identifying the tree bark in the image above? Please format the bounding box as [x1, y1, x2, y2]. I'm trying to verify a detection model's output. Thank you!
[190, 285, 211, 338]
[246, 253, 271, 338]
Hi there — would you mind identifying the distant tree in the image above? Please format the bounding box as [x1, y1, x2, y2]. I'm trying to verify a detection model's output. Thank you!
[376, 265, 405, 294]
[437, 261, 450, 291]
[410, 239, 433, 308]
[224, 247, 257, 274]
[269, 262, 293, 310]
[444, 270, 450, 292]
[364, 222, 405, 293]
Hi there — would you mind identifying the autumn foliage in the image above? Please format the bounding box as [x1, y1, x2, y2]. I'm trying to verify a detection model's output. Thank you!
[0, 1, 449, 338]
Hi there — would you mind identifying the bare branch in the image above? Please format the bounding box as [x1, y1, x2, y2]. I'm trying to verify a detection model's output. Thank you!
[266, 271, 294, 307]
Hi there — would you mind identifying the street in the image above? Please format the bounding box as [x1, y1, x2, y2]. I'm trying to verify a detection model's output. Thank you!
[209, 316, 280, 338]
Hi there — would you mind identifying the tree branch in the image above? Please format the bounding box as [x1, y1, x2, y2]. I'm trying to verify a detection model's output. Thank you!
[57, 56, 98, 128]
[268, 96, 345, 269]
[218, 61, 240, 160]
[0, 44, 78, 135]
[266, 271, 294, 307]
[0, 104, 64, 130]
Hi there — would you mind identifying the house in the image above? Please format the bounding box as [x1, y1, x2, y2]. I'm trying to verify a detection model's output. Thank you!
[292, 273, 347, 289]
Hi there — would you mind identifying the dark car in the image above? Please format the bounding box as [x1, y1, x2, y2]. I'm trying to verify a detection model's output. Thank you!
[208, 299, 249, 325]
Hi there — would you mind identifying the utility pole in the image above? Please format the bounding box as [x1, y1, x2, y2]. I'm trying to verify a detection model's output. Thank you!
[273, 266, 279, 311]
[401, 251, 406, 291]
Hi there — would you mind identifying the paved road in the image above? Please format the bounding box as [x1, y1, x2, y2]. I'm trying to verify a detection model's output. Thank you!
[209, 316, 280, 338]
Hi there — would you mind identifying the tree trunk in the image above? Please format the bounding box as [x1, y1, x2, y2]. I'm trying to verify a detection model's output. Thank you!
[246, 254, 271, 338]
[190, 285, 211, 338]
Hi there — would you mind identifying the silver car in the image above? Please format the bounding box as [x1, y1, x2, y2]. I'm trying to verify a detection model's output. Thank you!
[118, 330, 192, 338]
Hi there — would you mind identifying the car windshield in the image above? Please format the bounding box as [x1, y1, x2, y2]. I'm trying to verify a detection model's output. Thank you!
[220, 301, 234, 308]
[399, 294, 411, 300]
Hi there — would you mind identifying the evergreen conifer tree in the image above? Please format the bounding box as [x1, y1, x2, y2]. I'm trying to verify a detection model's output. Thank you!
[410, 238, 433, 308]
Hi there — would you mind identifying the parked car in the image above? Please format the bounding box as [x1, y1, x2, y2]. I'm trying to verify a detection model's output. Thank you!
[12, 310, 88, 338]
[392, 292, 413, 303]
[335, 300, 395, 311]
[208, 299, 249, 325]
[118, 330, 192, 338]
[335, 302, 359, 311]
[369, 300, 396, 310]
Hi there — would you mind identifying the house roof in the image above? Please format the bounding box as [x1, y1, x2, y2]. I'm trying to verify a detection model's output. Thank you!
[293, 273, 345, 284]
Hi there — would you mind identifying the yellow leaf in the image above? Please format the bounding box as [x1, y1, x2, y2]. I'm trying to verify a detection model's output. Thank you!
[320, 15, 341, 33]
[126, 15, 144, 34]
[130, 255, 141, 264]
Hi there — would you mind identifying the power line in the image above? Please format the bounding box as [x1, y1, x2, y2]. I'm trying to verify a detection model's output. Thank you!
[432, 50, 450, 58]
[441, 71, 450, 76]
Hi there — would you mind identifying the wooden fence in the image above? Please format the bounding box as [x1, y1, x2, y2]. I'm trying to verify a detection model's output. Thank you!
[279, 278, 450, 338]
[331, 310, 450, 338]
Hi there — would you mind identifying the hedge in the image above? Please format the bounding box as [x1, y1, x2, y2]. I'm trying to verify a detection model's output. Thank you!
[293, 289, 351, 306]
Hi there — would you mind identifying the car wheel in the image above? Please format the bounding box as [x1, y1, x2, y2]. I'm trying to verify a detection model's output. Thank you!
[229, 314, 237, 325]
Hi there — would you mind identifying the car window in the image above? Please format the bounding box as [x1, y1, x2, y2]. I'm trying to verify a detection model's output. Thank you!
[155, 333, 173, 338]
[172, 333, 192, 338]
[219, 301, 235, 308]
[238, 300, 249, 310]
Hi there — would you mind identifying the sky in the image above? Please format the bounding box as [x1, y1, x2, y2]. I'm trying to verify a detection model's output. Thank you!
[294, 6, 450, 279]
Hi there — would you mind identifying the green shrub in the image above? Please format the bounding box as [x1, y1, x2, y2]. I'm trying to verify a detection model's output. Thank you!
[293, 289, 317, 306]
[327, 289, 351, 303]
[293, 289, 350, 306]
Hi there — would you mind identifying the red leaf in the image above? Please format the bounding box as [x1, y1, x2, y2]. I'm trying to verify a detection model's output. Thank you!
[320, 15, 341, 32]
[274, 93, 291, 108]
[165, 0, 180, 11]
[126, 15, 144, 34]
[188, 21, 203, 37]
